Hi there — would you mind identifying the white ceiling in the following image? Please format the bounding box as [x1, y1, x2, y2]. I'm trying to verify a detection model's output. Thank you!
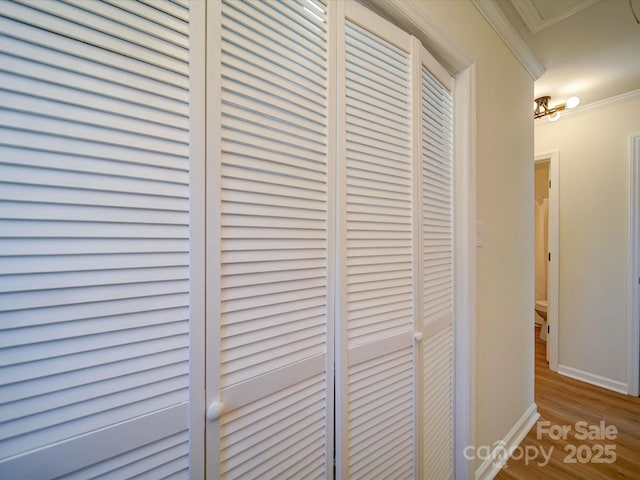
[490, 0, 640, 107]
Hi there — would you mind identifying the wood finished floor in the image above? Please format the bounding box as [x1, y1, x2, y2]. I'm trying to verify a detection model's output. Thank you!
[495, 327, 640, 479]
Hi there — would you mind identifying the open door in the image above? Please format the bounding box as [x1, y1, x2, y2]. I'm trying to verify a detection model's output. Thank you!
[535, 151, 559, 372]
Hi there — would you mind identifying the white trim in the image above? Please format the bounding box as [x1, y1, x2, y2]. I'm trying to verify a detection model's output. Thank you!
[333, 2, 348, 478]
[424, 313, 453, 338]
[347, 333, 414, 366]
[535, 89, 640, 125]
[0, 404, 189, 479]
[188, 0, 206, 477]
[510, 0, 600, 34]
[204, 1, 223, 476]
[365, 0, 472, 74]
[508, 0, 541, 34]
[420, 39, 454, 92]
[475, 404, 540, 480]
[325, 1, 338, 472]
[454, 65, 477, 480]
[410, 35, 425, 480]
[628, 134, 640, 396]
[221, 355, 326, 408]
[558, 365, 628, 395]
[471, 0, 545, 80]
[346, 0, 410, 50]
[535, 151, 559, 372]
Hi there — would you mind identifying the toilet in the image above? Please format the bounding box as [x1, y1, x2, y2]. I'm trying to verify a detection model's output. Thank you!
[535, 299, 547, 341]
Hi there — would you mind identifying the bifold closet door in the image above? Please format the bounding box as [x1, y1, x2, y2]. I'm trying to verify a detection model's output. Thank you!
[419, 50, 455, 479]
[335, 3, 417, 478]
[206, 1, 333, 478]
[0, 0, 192, 478]
[205, 2, 456, 478]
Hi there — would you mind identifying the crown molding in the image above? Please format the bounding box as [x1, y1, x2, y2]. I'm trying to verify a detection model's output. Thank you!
[511, 0, 600, 34]
[471, 0, 545, 80]
[510, 0, 544, 33]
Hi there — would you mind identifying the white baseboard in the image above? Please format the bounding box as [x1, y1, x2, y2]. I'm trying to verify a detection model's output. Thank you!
[558, 364, 628, 394]
[475, 403, 540, 480]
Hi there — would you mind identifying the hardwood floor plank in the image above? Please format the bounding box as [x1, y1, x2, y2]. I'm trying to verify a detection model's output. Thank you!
[495, 327, 640, 479]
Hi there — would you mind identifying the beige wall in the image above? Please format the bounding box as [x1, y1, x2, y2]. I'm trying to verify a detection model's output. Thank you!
[535, 95, 640, 386]
[414, 0, 535, 463]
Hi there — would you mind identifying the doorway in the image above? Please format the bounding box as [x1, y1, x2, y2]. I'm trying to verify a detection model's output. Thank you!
[629, 134, 640, 396]
[534, 151, 558, 371]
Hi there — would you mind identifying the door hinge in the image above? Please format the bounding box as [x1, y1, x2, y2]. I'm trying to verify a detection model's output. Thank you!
[548, 252, 551, 262]
[547, 324, 550, 334]
[549, 179, 551, 189]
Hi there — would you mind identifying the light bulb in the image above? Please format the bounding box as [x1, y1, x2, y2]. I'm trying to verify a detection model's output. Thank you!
[566, 96, 580, 109]
[548, 111, 561, 122]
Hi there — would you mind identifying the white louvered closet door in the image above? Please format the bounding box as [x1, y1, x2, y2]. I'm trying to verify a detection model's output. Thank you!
[419, 49, 455, 480]
[208, 1, 333, 478]
[336, 3, 416, 478]
[0, 0, 192, 478]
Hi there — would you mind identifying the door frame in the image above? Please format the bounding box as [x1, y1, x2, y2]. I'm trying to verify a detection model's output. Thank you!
[535, 151, 559, 372]
[189, 0, 206, 475]
[628, 134, 640, 396]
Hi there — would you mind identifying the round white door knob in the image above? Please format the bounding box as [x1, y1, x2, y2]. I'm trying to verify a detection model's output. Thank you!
[414, 332, 424, 342]
[206, 401, 225, 421]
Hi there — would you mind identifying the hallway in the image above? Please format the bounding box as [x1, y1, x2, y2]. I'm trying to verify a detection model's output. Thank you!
[496, 328, 640, 479]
